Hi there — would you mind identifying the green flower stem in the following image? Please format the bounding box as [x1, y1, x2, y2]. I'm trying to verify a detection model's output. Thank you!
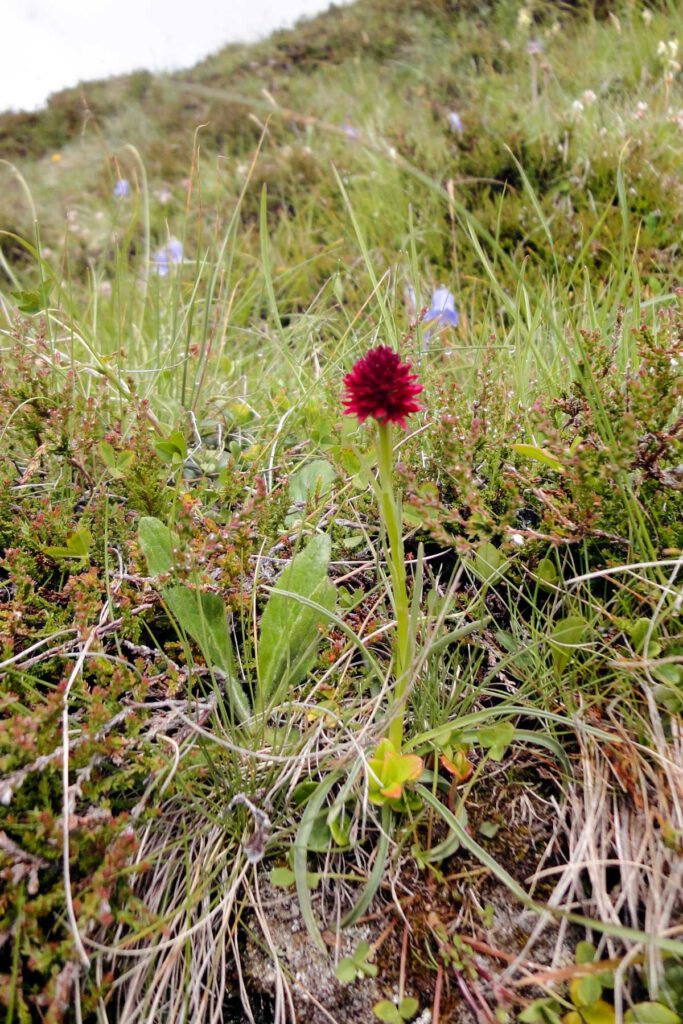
[376, 421, 412, 750]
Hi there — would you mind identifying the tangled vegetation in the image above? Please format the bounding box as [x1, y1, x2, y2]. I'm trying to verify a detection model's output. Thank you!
[0, 1, 682, 1021]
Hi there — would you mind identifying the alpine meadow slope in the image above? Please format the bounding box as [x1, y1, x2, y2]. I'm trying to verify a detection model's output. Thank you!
[0, 1, 682, 1022]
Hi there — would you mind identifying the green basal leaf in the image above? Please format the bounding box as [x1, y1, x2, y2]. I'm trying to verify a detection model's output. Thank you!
[476, 721, 516, 761]
[335, 958, 358, 984]
[373, 1001, 401, 1023]
[154, 430, 187, 463]
[269, 866, 295, 888]
[138, 517, 249, 721]
[289, 459, 336, 505]
[536, 557, 559, 589]
[164, 586, 250, 721]
[571, 974, 603, 1007]
[575, 941, 597, 964]
[257, 533, 336, 709]
[624, 1004, 681, 1024]
[45, 527, 91, 561]
[138, 516, 177, 576]
[398, 997, 419, 1020]
[518, 998, 562, 1023]
[471, 541, 508, 584]
[548, 615, 589, 676]
[100, 441, 118, 470]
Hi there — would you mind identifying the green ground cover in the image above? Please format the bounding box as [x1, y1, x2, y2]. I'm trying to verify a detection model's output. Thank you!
[0, 1, 682, 1021]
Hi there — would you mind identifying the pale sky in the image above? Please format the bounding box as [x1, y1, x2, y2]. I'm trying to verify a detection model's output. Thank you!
[0, 0, 349, 112]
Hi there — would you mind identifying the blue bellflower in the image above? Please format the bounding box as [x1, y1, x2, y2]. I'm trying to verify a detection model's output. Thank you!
[153, 238, 183, 276]
[113, 178, 130, 198]
[424, 287, 459, 329]
[447, 110, 464, 134]
[342, 118, 359, 140]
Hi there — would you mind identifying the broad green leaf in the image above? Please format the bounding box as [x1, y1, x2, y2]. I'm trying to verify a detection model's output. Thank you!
[292, 781, 318, 806]
[67, 528, 91, 556]
[328, 810, 352, 848]
[536, 557, 559, 589]
[164, 585, 250, 721]
[564, 1001, 614, 1024]
[519, 999, 562, 1023]
[661, 961, 683, 1015]
[630, 618, 658, 655]
[624, 1004, 681, 1024]
[289, 459, 336, 504]
[512, 443, 564, 472]
[257, 534, 336, 708]
[373, 1001, 401, 1023]
[477, 721, 515, 761]
[571, 975, 603, 1007]
[101, 442, 135, 478]
[12, 282, 52, 314]
[398, 997, 419, 1020]
[154, 430, 187, 464]
[269, 866, 295, 888]
[116, 450, 135, 474]
[353, 940, 371, 962]
[138, 516, 177, 576]
[306, 811, 333, 852]
[335, 958, 358, 984]
[575, 941, 597, 964]
[548, 615, 589, 676]
[45, 527, 91, 561]
[471, 542, 508, 584]
[100, 441, 118, 471]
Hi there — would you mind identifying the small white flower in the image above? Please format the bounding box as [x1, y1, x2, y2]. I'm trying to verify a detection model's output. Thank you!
[517, 6, 532, 30]
[642, 8, 653, 26]
[582, 89, 597, 106]
[511, 533, 525, 547]
[571, 99, 585, 118]
[658, 38, 679, 63]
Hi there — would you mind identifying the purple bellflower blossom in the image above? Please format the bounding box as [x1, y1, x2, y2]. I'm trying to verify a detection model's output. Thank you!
[447, 110, 464, 134]
[424, 287, 459, 330]
[113, 178, 130, 199]
[153, 238, 183, 277]
[342, 118, 359, 140]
